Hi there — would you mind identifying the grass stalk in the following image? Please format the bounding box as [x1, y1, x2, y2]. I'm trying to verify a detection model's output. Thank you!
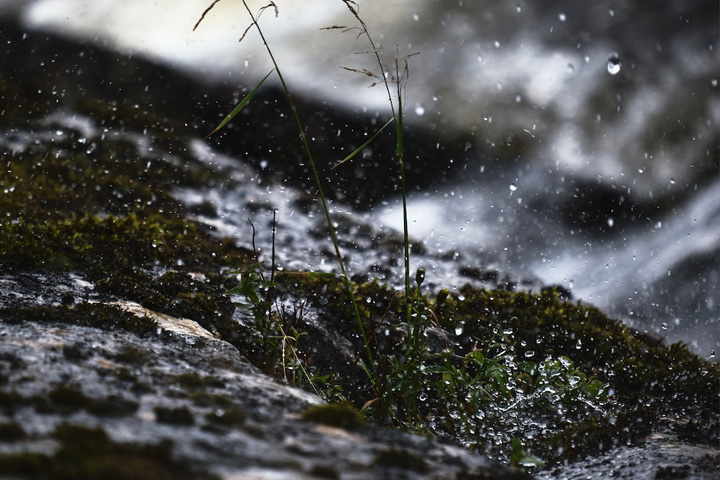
[229, 1, 376, 378]
[339, 1, 412, 325]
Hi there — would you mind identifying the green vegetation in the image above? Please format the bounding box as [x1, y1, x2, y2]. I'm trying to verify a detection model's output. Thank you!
[301, 402, 367, 430]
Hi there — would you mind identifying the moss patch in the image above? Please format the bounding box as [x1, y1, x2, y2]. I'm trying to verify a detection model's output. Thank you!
[302, 403, 367, 430]
[0, 424, 218, 480]
[0, 303, 157, 336]
[154, 406, 195, 426]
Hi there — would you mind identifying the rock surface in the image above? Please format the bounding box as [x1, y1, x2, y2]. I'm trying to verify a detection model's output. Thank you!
[0, 299, 529, 480]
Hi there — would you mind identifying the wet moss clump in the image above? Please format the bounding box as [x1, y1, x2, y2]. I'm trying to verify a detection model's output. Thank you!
[0, 213, 244, 278]
[29, 385, 139, 418]
[439, 286, 719, 417]
[0, 303, 157, 336]
[0, 423, 218, 480]
[301, 403, 367, 430]
[374, 448, 428, 474]
[205, 408, 246, 427]
[0, 422, 26, 442]
[112, 347, 148, 366]
[87, 396, 140, 418]
[154, 406, 195, 426]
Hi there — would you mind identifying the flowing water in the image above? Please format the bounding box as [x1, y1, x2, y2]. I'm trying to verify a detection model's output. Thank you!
[3, 0, 718, 357]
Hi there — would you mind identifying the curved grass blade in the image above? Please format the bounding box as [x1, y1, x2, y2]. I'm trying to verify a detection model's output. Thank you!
[205, 68, 275, 139]
[330, 117, 393, 170]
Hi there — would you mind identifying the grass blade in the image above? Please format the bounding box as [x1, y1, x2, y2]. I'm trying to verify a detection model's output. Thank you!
[330, 117, 394, 170]
[204, 68, 275, 138]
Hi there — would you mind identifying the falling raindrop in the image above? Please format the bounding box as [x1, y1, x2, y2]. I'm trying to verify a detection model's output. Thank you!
[607, 53, 622, 75]
[414, 104, 425, 116]
[558, 13, 567, 22]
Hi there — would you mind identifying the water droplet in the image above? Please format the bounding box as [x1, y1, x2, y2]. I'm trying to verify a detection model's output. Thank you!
[455, 324, 464, 335]
[412, 12, 419, 21]
[414, 104, 425, 116]
[524, 350, 535, 358]
[558, 13, 567, 22]
[712, 78, 718, 87]
[607, 217, 614, 227]
[494, 40, 501, 48]
[661, 323, 668, 330]
[607, 53, 622, 75]
[509, 183, 518, 193]
[516, 5, 522, 13]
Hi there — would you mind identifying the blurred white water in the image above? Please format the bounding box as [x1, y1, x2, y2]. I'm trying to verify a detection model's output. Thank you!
[4, 0, 718, 356]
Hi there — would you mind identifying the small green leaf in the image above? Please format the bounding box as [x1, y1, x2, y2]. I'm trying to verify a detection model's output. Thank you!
[205, 69, 275, 138]
[330, 117, 394, 170]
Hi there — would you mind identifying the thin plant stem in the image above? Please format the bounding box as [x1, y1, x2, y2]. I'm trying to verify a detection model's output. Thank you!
[237, 0, 376, 379]
[340, 1, 412, 325]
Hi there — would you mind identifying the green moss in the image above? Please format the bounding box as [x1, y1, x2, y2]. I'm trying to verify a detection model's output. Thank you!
[87, 396, 139, 417]
[187, 392, 234, 409]
[538, 410, 654, 463]
[0, 423, 218, 480]
[308, 464, 340, 479]
[113, 347, 147, 366]
[63, 344, 90, 362]
[205, 408, 246, 426]
[0, 303, 157, 336]
[439, 286, 720, 415]
[374, 448, 428, 473]
[173, 373, 206, 390]
[0, 390, 25, 413]
[0, 421, 26, 442]
[154, 406, 195, 426]
[301, 402, 367, 430]
[0, 213, 243, 277]
[33, 385, 138, 418]
[43, 385, 90, 414]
